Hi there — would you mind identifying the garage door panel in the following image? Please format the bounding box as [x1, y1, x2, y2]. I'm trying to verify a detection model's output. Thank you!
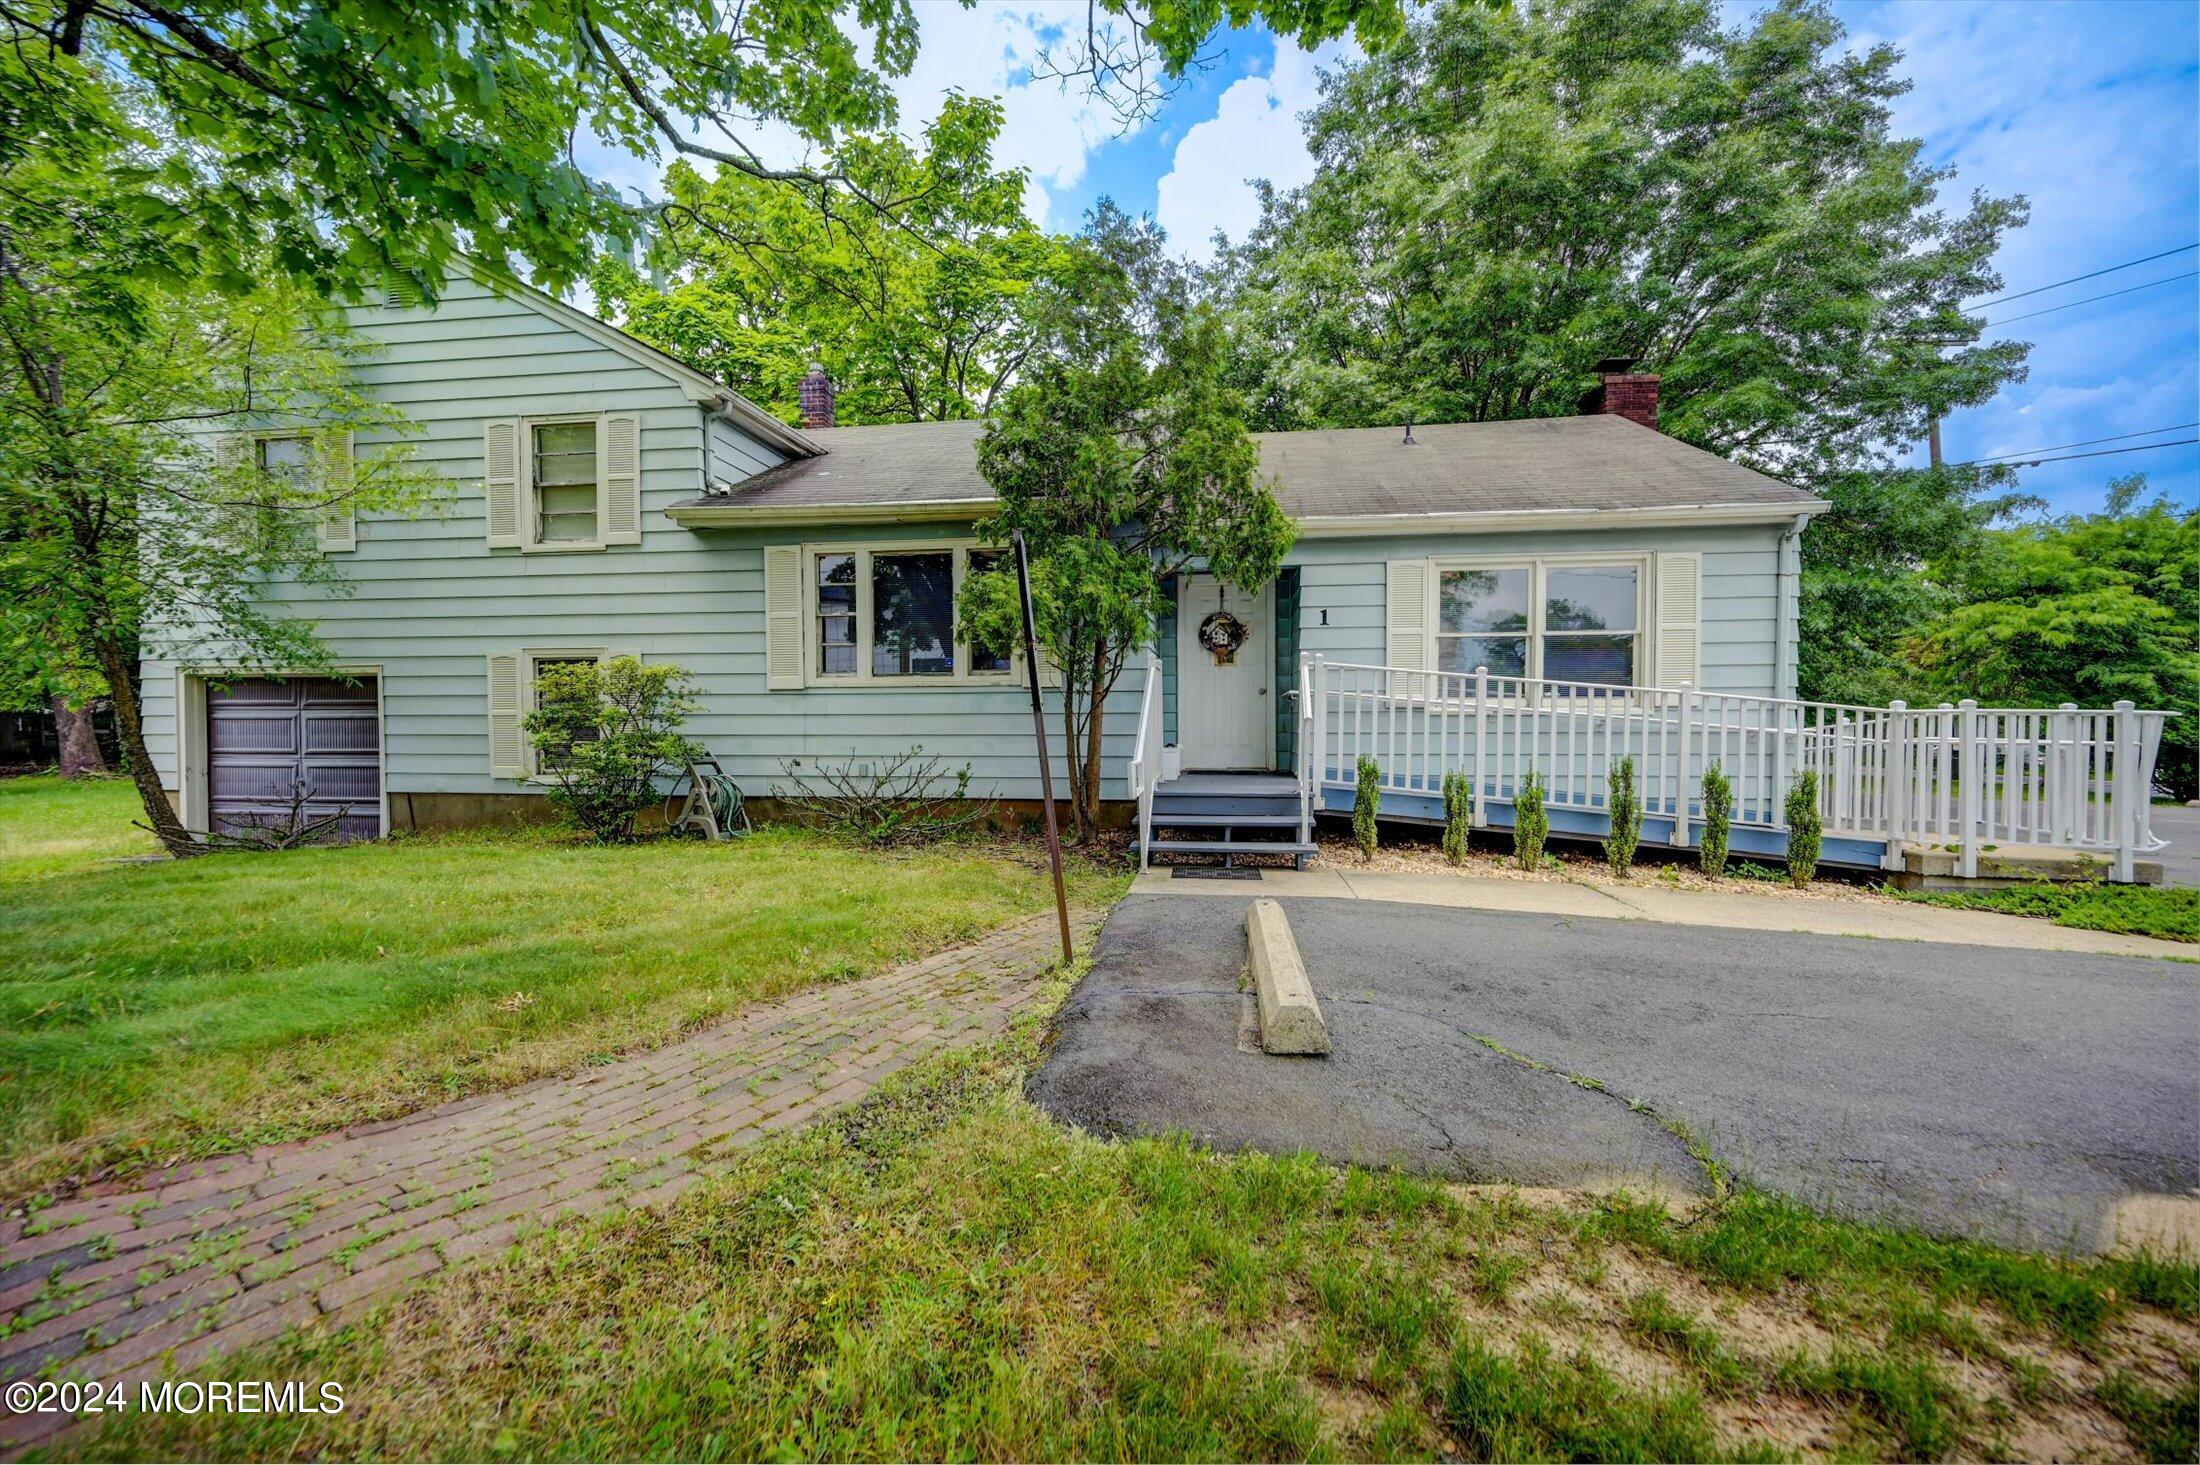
[302, 712, 378, 755]
[207, 677, 381, 842]
[209, 711, 303, 756]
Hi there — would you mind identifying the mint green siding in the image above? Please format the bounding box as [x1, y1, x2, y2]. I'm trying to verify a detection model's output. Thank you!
[1285, 523, 1793, 698]
[140, 277, 1136, 815]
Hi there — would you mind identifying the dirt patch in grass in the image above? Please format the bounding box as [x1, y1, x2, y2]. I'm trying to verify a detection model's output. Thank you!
[73, 997, 2200, 1464]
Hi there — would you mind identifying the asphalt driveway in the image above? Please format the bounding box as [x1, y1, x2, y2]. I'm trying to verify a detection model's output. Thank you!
[1029, 894, 2200, 1252]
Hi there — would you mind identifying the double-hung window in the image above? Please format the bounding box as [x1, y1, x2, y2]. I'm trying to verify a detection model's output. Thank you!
[531, 420, 600, 546]
[249, 433, 310, 547]
[1436, 559, 1642, 689]
[806, 544, 1017, 684]
[523, 649, 605, 778]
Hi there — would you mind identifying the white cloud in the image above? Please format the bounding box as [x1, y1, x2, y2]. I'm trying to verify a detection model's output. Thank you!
[1153, 40, 1344, 262]
[882, 3, 1156, 229]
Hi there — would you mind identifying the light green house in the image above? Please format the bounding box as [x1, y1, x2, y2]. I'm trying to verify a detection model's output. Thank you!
[141, 274, 1828, 845]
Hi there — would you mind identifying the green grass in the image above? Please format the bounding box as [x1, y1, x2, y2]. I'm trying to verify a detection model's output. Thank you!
[0, 773, 1126, 1201]
[1892, 879, 2199, 942]
[73, 1000, 2200, 1463]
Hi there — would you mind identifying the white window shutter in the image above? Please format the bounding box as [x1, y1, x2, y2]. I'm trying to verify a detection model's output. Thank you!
[484, 419, 521, 548]
[1654, 552, 1701, 687]
[487, 653, 525, 779]
[764, 545, 804, 689]
[314, 429, 356, 552]
[1386, 559, 1431, 694]
[601, 413, 642, 545]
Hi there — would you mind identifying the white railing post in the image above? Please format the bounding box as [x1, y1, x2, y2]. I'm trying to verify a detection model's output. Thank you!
[1674, 680, 1695, 846]
[2112, 699, 2138, 883]
[1296, 652, 1313, 846]
[2053, 702, 2079, 845]
[1472, 665, 1489, 827]
[1309, 654, 1327, 823]
[1957, 699, 1980, 879]
[1881, 700, 1909, 871]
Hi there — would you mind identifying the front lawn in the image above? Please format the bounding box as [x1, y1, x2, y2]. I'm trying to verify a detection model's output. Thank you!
[0, 774, 1125, 1203]
[1893, 880, 2199, 943]
[83, 993, 2200, 1463]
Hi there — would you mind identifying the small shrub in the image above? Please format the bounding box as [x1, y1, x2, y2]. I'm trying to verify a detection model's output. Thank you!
[773, 747, 995, 846]
[1785, 769, 1822, 886]
[1604, 756, 1640, 876]
[523, 657, 702, 842]
[1441, 770, 1472, 865]
[1353, 756, 1381, 858]
[1699, 762, 1732, 879]
[1729, 860, 1782, 882]
[1513, 770, 1548, 871]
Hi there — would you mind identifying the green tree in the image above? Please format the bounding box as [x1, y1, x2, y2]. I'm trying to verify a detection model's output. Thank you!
[1213, 0, 2026, 484]
[0, 140, 431, 852]
[958, 206, 1295, 842]
[5, 0, 1405, 303]
[1910, 478, 2199, 801]
[596, 97, 1068, 425]
[1797, 464, 2035, 706]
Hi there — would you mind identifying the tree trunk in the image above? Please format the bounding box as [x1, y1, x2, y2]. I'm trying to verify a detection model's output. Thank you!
[91, 639, 199, 855]
[1058, 684, 1094, 846]
[52, 695, 106, 777]
[1081, 641, 1110, 842]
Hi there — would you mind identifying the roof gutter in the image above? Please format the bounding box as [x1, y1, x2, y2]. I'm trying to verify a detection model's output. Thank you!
[665, 497, 993, 529]
[1291, 500, 1830, 538]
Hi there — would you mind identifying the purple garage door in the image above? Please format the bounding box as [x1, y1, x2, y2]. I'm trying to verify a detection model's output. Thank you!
[206, 677, 382, 841]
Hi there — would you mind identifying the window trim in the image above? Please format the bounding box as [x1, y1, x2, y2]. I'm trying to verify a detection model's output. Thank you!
[1430, 553, 1648, 689]
[520, 645, 608, 780]
[799, 539, 1022, 688]
[520, 413, 608, 554]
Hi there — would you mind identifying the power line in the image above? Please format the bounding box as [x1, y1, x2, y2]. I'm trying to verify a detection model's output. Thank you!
[1954, 438, 2197, 469]
[1969, 422, 2200, 463]
[1978, 270, 2196, 328]
[1970, 243, 2197, 308]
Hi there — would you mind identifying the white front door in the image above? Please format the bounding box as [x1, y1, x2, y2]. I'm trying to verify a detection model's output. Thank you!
[1176, 575, 1274, 770]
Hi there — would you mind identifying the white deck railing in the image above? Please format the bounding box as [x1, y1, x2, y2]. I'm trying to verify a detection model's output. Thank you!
[1126, 647, 1165, 871]
[1302, 657, 2172, 881]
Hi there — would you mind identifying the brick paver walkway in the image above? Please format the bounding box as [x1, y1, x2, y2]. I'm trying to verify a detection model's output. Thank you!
[0, 913, 1092, 1449]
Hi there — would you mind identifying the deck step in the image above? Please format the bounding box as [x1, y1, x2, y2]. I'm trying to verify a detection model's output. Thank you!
[1142, 839, 1319, 858]
[1149, 812, 1303, 828]
[1152, 797, 1301, 818]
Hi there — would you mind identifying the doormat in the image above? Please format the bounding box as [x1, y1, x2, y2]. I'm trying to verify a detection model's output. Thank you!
[1172, 866, 1263, 880]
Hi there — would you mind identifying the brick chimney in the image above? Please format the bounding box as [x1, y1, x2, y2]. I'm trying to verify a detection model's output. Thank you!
[1580, 356, 1660, 430]
[798, 361, 836, 430]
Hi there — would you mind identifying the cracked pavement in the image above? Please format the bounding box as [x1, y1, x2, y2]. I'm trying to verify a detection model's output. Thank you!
[1027, 894, 2199, 1252]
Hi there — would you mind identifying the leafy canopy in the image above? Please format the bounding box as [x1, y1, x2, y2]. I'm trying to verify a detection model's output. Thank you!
[5, 0, 1407, 301]
[596, 96, 1065, 425]
[1213, 0, 2027, 481]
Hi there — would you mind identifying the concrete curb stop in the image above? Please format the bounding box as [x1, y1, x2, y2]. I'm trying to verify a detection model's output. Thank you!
[1247, 898, 1329, 1056]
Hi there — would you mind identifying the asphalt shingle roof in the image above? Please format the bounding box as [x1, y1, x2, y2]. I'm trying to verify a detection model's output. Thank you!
[680, 414, 1822, 519]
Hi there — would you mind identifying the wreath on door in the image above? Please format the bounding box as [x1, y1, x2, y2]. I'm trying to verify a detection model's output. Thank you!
[1198, 609, 1250, 665]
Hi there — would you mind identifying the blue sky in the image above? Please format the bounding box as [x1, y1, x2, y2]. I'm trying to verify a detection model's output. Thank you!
[610, 1, 2199, 515]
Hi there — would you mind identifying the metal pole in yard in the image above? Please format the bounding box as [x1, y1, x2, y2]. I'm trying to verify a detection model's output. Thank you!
[1013, 530, 1075, 964]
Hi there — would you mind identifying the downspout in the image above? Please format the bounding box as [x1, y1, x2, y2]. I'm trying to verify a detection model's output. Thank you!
[1774, 512, 1810, 701]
